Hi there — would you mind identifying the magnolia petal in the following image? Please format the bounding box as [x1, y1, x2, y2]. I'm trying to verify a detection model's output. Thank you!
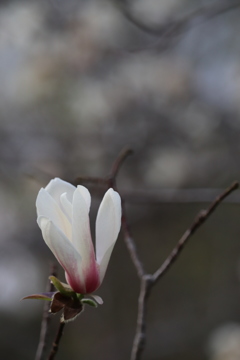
[36, 189, 71, 240]
[37, 216, 85, 293]
[45, 178, 76, 204]
[72, 186, 95, 266]
[91, 294, 103, 305]
[60, 193, 72, 223]
[97, 244, 115, 282]
[96, 188, 121, 281]
[76, 185, 91, 213]
[71, 187, 100, 293]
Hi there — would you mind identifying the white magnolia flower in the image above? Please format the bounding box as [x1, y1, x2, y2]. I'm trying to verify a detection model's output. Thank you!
[36, 178, 121, 294]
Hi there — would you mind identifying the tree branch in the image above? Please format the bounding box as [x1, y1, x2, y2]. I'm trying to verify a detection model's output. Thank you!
[108, 147, 133, 188]
[130, 275, 152, 360]
[108, 148, 145, 278]
[115, 0, 240, 38]
[35, 264, 57, 360]
[48, 322, 65, 360]
[152, 181, 239, 282]
[129, 181, 238, 360]
[121, 205, 145, 279]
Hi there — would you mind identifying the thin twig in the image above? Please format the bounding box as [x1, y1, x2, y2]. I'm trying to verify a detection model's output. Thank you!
[108, 148, 145, 277]
[152, 181, 239, 282]
[108, 148, 145, 278]
[48, 322, 65, 360]
[115, 0, 240, 37]
[129, 181, 239, 360]
[74, 148, 133, 190]
[35, 264, 57, 360]
[130, 275, 152, 360]
[121, 204, 145, 279]
[108, 147, 133, 188]
[73, 176, 107, 187]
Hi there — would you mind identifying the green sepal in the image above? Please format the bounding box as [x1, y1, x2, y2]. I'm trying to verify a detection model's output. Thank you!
[21, 292, 56, 301]
[49, 276, 75, 297]
[81, 298, 98, 307]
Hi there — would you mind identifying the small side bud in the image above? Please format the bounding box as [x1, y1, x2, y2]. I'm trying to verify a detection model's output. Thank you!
[81, 298, 98, 307]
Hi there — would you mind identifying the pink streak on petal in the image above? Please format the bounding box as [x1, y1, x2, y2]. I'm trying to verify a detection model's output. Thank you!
[58, 257, 87, 294]
[84, 260, 100, 294]
[47, 240, 86, 293]
[65, 271, 86, 294]
[65, 259, 100, 294]
[47, 243, 85, 293]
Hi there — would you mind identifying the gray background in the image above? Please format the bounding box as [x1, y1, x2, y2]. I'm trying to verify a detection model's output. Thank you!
[1, 0, 240, 359]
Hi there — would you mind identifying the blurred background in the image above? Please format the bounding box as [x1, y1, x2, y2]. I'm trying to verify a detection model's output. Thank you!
[1, 0, 240, 359]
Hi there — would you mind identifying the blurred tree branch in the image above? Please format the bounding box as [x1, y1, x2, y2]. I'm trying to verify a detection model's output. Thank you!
[35, 264, 57, 360]
[129, 180, 239, 360]
[113, 0, 240, 42]
[48, 322, 65, 360]
[152, 181, 239, 283]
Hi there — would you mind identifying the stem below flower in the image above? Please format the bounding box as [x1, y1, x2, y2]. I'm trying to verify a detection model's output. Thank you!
[48, 322, 65, 360]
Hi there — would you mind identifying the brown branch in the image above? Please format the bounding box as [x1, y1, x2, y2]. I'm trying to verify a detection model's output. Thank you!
[115, 0, 240, 38]
[121, 204, 145, 279]
[108, 147, 133, 188]
[130, 275, 152, 360]
[48, 322, 65, 360]
[35, 264, 57, 360]
[108, 148, 146, 278]
[74, 147, 133, 190]
[152, 181, 239, 282]
[73, 176, 107, 187]
[128, 181, 238, 360]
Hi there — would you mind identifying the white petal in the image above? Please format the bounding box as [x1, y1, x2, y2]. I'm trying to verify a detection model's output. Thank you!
[91, 295, 103, 305]
[36, 188, 71, 239]
[45, 178, 76, 205]
[76, 185, 91, 212]
[72, 186, 95, 269]
[37, 216, 85, 290]
[60, 193, 72, 223]
[96, 188, 121, 281]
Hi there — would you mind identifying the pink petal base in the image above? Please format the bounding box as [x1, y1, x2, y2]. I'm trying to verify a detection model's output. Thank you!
[84, 262, 101, 294]
[65, 260, 100, 294]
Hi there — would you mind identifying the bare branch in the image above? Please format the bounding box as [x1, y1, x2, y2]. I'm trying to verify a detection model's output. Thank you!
[130, 275, 152, 360]
[115, 0, 240, 38]
[108, 147, 133, 187]
[73, 176, 107, 187]
[35, 264, 57, 360]
[121, 203, 145, 279]
[152, 181, 239, 282]
[129, 181, 238, 360]
[48, 322, 65, 360]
